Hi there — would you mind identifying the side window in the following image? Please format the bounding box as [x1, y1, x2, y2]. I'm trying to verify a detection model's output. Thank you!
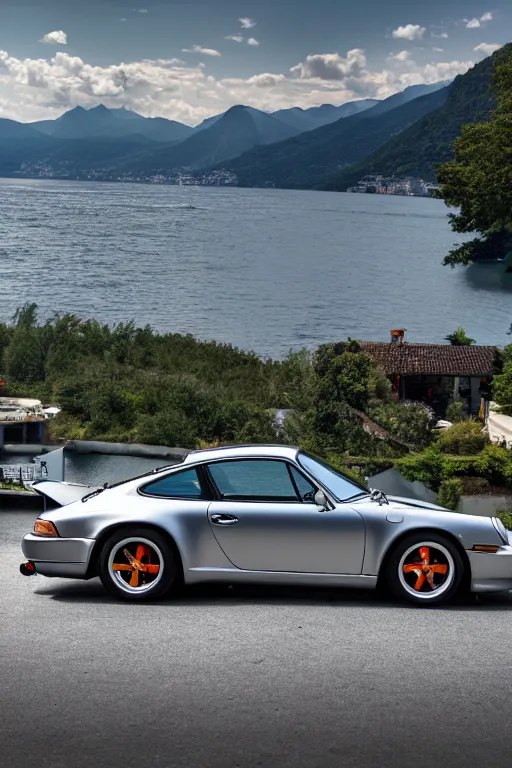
[208, 460, 299, 501]
[142, 468, 204, 498]
[289, 465, 316, 503]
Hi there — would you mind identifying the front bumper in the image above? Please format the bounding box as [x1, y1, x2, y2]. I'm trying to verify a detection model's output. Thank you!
[468, 544, 512, 593]
[21, 533, 95, 578]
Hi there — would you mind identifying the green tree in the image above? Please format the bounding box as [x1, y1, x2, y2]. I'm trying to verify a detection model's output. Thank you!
[444, 327, 475, 345]
[3, 304, 51, 383]
[437, 47, 512, 266]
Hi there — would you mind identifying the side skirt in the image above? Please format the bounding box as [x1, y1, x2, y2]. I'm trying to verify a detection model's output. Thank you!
[186, 568, 377, 589]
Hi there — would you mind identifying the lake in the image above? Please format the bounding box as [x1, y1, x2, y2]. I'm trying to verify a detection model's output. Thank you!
[0, 177, 511, 356]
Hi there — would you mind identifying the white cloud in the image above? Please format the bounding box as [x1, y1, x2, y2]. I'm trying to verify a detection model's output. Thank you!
[432, 32, 449, 39]
[121, 18, 127, 22]
[389, 50, 411, 62]
[0, 48, 474, 126]
[135, 8, 148, 13]
[465, 12, 494, 28]
[392, 24, 426, 41]
[39, 31, 67, 45]
[247, 38, 260, 47]
[474, 42, 502, 54]
[239, 17, 256, 29]
[225, 35, 244, 43]
[433, 47, 444, 53]
[182, 45, 221, 57]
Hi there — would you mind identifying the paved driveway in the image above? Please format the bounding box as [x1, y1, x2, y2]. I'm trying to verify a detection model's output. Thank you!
[2, 510, 512, 768]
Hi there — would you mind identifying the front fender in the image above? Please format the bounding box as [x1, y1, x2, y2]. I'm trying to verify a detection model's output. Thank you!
[357, 504, 503, 575]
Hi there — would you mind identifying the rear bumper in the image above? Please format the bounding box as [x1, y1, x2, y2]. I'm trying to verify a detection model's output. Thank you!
[468, 545, 512, 593]
[21, 533, 95, 579]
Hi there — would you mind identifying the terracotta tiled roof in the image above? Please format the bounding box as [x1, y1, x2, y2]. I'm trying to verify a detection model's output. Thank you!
[360, 342, 496, 377]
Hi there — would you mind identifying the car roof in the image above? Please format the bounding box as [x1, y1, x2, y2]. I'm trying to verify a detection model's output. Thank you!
[182, 444, 300, 465]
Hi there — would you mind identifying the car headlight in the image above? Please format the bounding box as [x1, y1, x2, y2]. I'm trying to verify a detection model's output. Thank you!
[492, 517, 509, 544]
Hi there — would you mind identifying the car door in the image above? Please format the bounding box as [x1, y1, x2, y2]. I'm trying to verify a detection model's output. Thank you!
[205, 458, 365, 574]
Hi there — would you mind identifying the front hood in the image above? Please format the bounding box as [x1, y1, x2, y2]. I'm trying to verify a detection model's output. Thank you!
[384, 495, 450, 513]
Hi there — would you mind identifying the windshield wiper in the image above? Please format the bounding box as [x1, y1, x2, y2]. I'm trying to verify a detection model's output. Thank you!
[82, 482, 109, 503]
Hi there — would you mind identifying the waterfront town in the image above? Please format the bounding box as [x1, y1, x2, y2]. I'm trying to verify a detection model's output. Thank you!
[17, 161, 437, 196]
[347, 175, 441, 196]
[18, 161, 239, 186]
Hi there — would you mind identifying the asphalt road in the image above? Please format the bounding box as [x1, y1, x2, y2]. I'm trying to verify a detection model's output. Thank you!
[2, 510, 512, 768]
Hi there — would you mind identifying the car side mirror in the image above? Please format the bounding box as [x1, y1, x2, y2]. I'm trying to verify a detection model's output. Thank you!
[315, 490, 329, 512]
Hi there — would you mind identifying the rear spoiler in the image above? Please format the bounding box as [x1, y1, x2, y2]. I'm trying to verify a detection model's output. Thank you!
[31, 480, 99, 509]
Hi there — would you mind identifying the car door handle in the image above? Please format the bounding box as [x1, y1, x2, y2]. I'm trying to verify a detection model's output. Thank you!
[211, 514, 239, 525]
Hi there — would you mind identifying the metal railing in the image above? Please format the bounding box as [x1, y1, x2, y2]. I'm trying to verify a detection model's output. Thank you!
[0, 463, 47, 485]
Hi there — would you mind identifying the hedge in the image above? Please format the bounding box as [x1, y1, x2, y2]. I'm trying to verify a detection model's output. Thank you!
[342, 444, 512, 493]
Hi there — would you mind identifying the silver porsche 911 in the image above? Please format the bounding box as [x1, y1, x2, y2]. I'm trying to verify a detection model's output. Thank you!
[21, 444, 512, 605]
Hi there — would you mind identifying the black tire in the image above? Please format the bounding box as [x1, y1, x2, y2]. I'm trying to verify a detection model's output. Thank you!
[99, 526, 180, 602]
[385, 532, 465, 606]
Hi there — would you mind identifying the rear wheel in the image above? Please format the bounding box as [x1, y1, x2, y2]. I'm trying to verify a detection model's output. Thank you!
[99, 527, 180, 601]
[386, 533, 464, 606]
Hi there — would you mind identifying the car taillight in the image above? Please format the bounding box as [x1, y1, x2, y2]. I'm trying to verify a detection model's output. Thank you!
[33, 520, 59, 537]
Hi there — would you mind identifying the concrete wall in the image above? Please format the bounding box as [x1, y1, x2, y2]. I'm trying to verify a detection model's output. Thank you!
[457, 495, 512, 517]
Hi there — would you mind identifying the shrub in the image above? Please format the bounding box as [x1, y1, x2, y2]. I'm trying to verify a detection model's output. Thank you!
[437, 478, 463, 511]
[399, 447, 445, 492]
[497, 510, 512, 530]
[367, 400, 435, 448]
[474, 443, 512, 487]
[436, 421, 488, 455]
[460, 476, 490, 495]
[445, 401, 465, 423]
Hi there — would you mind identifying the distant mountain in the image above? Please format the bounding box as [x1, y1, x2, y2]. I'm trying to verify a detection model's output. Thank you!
[217, 84, 450, 189]
[0, 128, 154, 178]
[194, 113, 225, 133]
[0, 118, 47, 140]
[362, 82, 449, 118]
[31, 104, 193, 143]
[119, 105, 303, 173]
[195, 99, 380, 137]
[327, 51, 504, 188]
[272, 99, 379, 132]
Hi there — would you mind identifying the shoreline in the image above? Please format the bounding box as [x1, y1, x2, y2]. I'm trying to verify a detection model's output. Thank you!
[0, 174, 440, 198]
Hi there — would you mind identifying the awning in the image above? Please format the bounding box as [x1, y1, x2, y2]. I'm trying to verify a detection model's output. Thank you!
[487, 403, 512, 449]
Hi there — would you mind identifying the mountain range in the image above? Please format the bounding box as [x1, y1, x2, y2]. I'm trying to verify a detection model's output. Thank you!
[218, 83, 450, 189]
[0, 46, 507, 188]
[31, 104, 195, 143]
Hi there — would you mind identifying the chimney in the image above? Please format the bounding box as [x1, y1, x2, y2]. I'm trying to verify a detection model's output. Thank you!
[390, 329, 406, 345]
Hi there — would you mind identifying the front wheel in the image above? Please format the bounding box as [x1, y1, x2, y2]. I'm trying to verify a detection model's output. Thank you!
[99, 527, 180, 601]
[386, 533, 464, 606]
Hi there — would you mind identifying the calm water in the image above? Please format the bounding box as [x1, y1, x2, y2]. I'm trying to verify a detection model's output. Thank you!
[2, 451, 172, 485]
[0, 178, 511, 355]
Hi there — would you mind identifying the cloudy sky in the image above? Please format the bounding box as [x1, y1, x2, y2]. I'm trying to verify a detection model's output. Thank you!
[0, 0, 507, 124]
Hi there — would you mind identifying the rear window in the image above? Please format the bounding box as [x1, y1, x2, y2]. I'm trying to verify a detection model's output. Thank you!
[141, 468, 204, 498]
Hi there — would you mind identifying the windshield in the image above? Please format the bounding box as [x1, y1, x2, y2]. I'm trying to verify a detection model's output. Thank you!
[297, 452, 367, 502]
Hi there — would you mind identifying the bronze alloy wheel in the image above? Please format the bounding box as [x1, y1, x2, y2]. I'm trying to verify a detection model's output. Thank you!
[386, 533, 464, 606]
[108, 537, 164, 594]
[99, 526, 180, 601]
